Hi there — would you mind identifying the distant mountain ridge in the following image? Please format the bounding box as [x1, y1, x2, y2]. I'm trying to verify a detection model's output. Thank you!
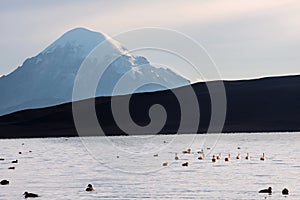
[0, 27, 189, 116]
[0, 75, 300, 138]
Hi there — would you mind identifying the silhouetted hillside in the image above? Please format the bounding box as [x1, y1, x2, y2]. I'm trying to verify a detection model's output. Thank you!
[1, 75, 300, 138]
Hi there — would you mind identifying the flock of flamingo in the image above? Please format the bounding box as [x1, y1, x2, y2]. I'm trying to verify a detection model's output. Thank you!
[159, 148, 289, 196]
[161, 148, 266, 167]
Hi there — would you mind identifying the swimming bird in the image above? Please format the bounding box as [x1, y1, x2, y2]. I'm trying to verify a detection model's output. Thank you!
[8, 167, 15, 170]
[236, 154, 241, 160]
[23, 192, 39, 198]
[182, 162, 189, 167]
[259, 187, 272, 194]
[225, 154, 231, 162]
[245, 153, 250, 160]
[153, 154, 158, 157]
[162, 162, 168, 166]
[19, 152, 22, 154]
[198, 152, 205, 160]
[86, 184, 94, 192]
[217, 153, 222, 160]
[11, 159, 18, 163]
[0, 180, 9, 185]
[182, 148, 191, 154]
[260, 153, 265, 161]
[212, 155, 217, 163]
[175, 153, 179, 160]
[197, 149, 204, 154]
[282, 188, 289, 195]
[0, 158, 4, 161]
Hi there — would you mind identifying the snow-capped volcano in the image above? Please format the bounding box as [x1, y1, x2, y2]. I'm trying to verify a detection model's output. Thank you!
[0, 27, 190, 116]
[42, 28, 127, 57]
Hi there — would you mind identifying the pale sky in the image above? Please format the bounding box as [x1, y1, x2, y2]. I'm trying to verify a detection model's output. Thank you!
[0, 0, 299, 80]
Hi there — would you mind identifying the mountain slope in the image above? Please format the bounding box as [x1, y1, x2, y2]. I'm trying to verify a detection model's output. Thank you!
[0, 75, 300, 138]
[0, 28, 189, 116]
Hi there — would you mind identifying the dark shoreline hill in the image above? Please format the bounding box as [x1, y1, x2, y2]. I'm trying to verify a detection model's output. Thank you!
[1, 75, 300, 138]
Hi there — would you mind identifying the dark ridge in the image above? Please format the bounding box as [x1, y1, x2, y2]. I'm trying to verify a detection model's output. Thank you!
[0, 75, 300, 138]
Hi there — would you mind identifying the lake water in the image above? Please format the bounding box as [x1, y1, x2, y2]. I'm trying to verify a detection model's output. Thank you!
[0, 133, 299, 199]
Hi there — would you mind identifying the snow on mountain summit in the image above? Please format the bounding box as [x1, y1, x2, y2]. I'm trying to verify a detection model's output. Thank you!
[42, 27, 126, 56]
[0, 27, 190, 116]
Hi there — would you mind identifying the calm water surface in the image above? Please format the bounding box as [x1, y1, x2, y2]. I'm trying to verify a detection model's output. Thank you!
[0, 133, 299, 199]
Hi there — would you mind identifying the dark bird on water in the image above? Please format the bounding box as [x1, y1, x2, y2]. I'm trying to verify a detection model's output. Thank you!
[225, 154, 231, 162]
[12, 159, 18, 163]
[0, 180, 9, 185]
[182, 148, 191, 154]
[8, 166, 15, 170]
[23, 192, 39, 198]
[212, 155, 217, 163]
[282, 188, 289, 195]
[86, 184, 94, 191]
[245, 153, 250, 160]
[175, 153, 179, 160]
[259, 187, 272, 194]
[182, 162, 189, 167]
[0, 158, 4, 161]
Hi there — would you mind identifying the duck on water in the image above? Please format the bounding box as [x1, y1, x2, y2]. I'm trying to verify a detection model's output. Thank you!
[259, 187, 272, 194]
[0, 180, 9, 185]
[86, 184, 94, 192]
[23, 192, 39, 198]
[282, 188, 289, 195]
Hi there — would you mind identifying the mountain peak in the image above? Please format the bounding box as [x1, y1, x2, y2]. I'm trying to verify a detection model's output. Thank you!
[42, 27, 108, 55]
[62, 27, 108, 39]
[0, 27, 189, 116]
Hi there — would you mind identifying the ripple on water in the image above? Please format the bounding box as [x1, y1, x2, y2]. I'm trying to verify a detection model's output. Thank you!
[0, 133, 299, 199]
